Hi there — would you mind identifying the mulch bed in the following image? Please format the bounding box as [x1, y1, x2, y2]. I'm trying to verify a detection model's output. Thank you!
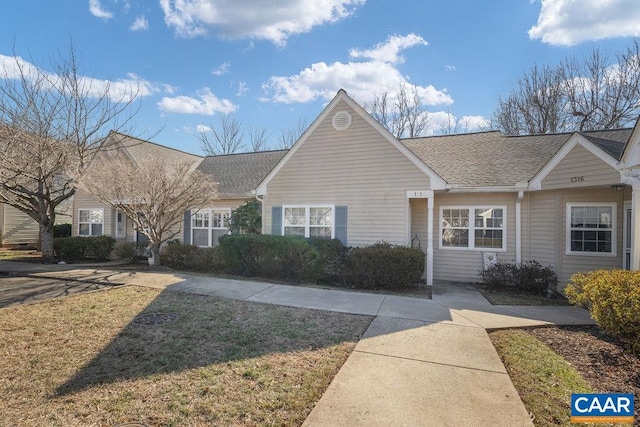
[529, 326, 640, 422]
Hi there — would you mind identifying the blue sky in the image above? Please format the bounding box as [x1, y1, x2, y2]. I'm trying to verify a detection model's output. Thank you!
[1, 0, 639, 154]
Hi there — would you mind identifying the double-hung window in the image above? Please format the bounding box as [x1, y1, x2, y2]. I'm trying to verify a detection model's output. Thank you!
[191, 208, 231, 247]
[78, 208, 104, 236]
[567, 203, 615, 255]
[441, 206, 506, 250]
[283, 206, 334, 238]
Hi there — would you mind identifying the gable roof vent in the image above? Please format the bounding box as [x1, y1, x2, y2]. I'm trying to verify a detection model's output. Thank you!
[332, 110, 352, 131]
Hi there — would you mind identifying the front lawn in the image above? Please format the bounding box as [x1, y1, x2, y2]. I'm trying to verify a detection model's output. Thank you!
[0, 286, 373, 426]
[0, 248, 42, 262]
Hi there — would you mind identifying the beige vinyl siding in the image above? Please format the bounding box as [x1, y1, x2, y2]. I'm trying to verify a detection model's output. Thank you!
[432, 192, 517, 283]
[524, 191, 557, 268]
[541, 145, 620, 190]
[1, 204, 39, 245]
[558, 188, 624, 288]
[410, 199, 428, 251]
[72, 190, 113, 237]
[265, 101, 430, 246]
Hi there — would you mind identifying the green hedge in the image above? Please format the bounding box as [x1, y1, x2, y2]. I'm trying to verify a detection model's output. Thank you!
[566, 269, 640, 351]
[159, 243, 225, 273]
[54, 236, 116, 261]
[114, 241, 149, 263]
[347, 243, 425, 289]
[219, 234, 322, 281]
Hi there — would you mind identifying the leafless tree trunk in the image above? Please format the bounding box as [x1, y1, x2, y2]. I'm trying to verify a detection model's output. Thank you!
[367, 83, 431, 138]
[278, 117, 307, 149]
[0, 43, 139, 260]
[248, 126, 270, 152]
[80, 154, 218, 266]
[199, 114, 245, 155]
[494, 39, 640, 135]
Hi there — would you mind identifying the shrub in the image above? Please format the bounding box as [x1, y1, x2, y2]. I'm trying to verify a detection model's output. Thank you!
[54, 237, 86, 261]
[160, 243, 201, 270]
[87, 235, 116, 260]
[53, 223, 72, 238]
[480, 261, 557, 294]
[228, 199, 262, 234]
[308, 238, 350, 283]
[566, 269, 640, 350]
[114, 241, 148, 263]
[53, 235, 115, 261]
[346, 243, 425, 289]
[159, 243, 225, 273]
[220, 234, 321, 281]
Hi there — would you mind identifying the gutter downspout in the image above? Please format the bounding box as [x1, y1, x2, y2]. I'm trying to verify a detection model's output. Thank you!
[254, 193, 265, 234]
[515, 191, 524, 265]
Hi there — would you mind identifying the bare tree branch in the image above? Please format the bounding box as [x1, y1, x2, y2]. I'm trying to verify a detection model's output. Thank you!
[199, 114, 245, 155]
[366, 83, 431, 138]
[248, 126, 270, 152]
[0, 42, 140, 259]
[278, 117, 307, 149]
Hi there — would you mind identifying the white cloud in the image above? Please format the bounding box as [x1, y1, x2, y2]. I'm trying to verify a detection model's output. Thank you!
[349, 33, 427, 63]
[130, 15, 149, 31]
[445, 65, 456, 71]
[157, 87, 237, 115]
[529, 0, 640, 46]
[196, 124, 212, 133]
[89, 0, 113, 19]
[426, 112, 489, 135]
[236, 81, 249, 96]
[262, 34, 453, 107]
[159, 0, 364, 46]
[0, 55, 162, 102]
[211, 62, 230, 76]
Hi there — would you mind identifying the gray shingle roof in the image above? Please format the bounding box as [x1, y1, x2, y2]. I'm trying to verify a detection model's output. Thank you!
[401, 128, 630, 187]
[109, 131, 202, 166]
[197, 150, 287, 197]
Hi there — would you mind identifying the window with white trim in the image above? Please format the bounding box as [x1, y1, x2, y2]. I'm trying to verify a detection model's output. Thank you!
[283, 206, 334, 238]
[191, 208, 231, 247]
[567, 203, 615, 255]
[78, 208, 104, 236]
[440, 206, 506, 250]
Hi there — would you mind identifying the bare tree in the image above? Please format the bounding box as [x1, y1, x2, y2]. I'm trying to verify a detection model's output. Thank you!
[278, 117, 307, 149]
[80, 154, 218, 265]
[367, 83, 431, 138]
[494, 39, 640, 135]
[0, 44, 139, 260]
[248, 126, 270, 152]
[199, 114, 245, 155]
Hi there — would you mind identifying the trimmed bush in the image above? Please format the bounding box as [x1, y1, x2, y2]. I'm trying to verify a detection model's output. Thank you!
[114, 241, 148, 263]
[219, 234, 321, 281]
[566, 269, 640, 350]
[346, 243, 425, 289]
[308, 238, 350, 283]
[480, 261, 558, 294]
[159, 243, 225, 273]
[54, 235, 115, 261]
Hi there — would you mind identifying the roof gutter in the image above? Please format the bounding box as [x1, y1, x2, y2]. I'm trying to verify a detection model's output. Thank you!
[445, 183, 529, 193]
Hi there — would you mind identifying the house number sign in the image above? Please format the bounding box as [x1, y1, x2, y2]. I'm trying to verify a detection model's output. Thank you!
[570, 176, 585, 183]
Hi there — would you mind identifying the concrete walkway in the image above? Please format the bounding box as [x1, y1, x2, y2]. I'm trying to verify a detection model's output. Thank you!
[0, 261, 595, 426]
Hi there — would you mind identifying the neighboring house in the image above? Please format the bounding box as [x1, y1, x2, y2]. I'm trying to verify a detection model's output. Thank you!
[72, 132, 202, 244]
[257, 89, 640, 290]
[0, 203, 39, 247]
[73, 131, 286, 248]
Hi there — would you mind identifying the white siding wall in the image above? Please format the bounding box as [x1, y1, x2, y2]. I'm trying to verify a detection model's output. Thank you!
[265, 101, 430, 246]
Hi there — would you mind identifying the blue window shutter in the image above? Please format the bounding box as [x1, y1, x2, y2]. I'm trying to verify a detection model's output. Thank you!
[272, 206, 282, 235]
[335, 206, 347, 244]
[183, 211, 191, 244]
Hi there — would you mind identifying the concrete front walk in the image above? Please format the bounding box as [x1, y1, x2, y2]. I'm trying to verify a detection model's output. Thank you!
[0, 261, 595, 426]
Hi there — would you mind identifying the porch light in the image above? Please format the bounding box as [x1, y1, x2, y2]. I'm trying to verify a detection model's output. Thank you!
[611, 184, 627, 192]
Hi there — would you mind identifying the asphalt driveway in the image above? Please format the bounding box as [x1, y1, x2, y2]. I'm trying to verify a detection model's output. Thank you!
[0, 275, 116, 308]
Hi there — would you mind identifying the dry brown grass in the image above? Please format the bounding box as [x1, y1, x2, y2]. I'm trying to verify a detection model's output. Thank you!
[0, 286, 372, 426]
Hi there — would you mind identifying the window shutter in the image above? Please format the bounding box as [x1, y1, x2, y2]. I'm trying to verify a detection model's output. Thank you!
[183, 211, 191, 244]
[272, 206, 282, 235]
[335, 206, 347, 244]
